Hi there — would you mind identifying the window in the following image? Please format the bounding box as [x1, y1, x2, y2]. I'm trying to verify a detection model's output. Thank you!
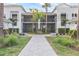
[75, 13, 77, 17]
[72, 13, 77, 17]
[12, 14, 17, 26]
[61, 13, 66, 26]
[72, 13, 74, 17]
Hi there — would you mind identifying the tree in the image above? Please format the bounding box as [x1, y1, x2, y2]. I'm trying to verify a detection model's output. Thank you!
[42, 3, 51, 33]
[3, 17, 12, 34]
[30, 9, 45, 32]
[30, 9, 37, 32]
[67, 19, 78, 39]
[34, 10, 45, 30]
[62, 19, 69, 35]
[9, 18, 17, 33]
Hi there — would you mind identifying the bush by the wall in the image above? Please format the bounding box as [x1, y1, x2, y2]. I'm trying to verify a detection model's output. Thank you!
[0, 33, 22, 47]
[58, 28, 70, 35]
[4, 33, 19, 47]
[9, 28, 19, 34]
[53, 35, 76, 47]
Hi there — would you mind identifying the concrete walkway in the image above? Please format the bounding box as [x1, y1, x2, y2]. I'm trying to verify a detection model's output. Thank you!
[19, 35, 57, 56]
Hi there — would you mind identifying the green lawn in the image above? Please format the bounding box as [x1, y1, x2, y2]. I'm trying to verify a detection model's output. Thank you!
[47, 36, 79, 56]
[0, 36, 31, 56]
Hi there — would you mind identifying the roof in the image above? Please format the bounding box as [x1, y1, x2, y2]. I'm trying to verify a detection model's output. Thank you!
[4, 4, 26, 13]
[52, 3, 78, 13]
[4, 3, 78, 15]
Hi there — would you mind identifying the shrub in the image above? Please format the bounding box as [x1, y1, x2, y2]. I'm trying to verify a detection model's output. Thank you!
[8, 28, 19, 34]
[58, 28, 70, 35]
[0, 33, 24, 47]
[53, 35, 76, 47]
[69, 30, 77, 38]
[4, 33, 19, 47]
[0, 37, 4, 47]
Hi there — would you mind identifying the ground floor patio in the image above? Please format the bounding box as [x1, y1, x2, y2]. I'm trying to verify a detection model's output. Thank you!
[22, 22, 56, 34]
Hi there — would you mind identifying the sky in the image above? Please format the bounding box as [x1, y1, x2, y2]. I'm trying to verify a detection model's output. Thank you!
[18, 3, 58, 12]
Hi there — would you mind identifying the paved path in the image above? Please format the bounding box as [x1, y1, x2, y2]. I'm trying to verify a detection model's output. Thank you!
[19, 35, 57, 56]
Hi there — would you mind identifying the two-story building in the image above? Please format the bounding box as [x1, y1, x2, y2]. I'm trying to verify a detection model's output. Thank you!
[3, 3, 78, 34]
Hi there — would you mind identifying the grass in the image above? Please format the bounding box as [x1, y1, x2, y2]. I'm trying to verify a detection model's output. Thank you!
[0, 36, 31, 56]
[47, 36, 79, 56]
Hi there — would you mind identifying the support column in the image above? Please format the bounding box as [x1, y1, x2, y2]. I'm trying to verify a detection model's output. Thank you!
[38, 19, 40, 30]
[18, 13, 22, 34]
[56, 13, 61, 34]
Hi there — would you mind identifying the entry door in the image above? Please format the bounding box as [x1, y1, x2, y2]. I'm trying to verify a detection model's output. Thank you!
[47, 23, 56, 33]
[40, 22, 46, 33]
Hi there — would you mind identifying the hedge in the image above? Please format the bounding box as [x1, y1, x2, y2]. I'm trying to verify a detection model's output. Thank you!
[58, 28, 70, 35]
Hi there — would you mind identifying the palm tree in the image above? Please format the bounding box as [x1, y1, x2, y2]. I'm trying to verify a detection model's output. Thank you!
[3, 17, 12, 34]
[62, 19, 69, 35]
[34, 10, 45, 31]
[42, 3, 51, 33]
[9, 18, 17, 33]
[67, 19, 78, 39]
[30, 9, 37, 32]
[30, 9, 45, 32]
